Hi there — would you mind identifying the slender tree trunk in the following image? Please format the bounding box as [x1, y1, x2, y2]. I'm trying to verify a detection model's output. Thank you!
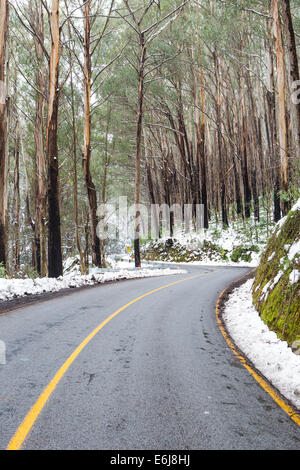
[84, 212, 89, 270]
[240, 24, 252, 219]
[241, 106, 252, 219]
[266, 32, 281, 222]
[281, 0, 300, 148]
[83, 0, 101, 268]
[13, 122, 20, 271]
[134, 36, 146, 267]
[246, 71, 260, 222]
[214, 49, 228, 227]
[67, 23, 85, 275]
[192, 37, 208, 229]
[46, 0, 63, 278]
[199, 62, 208, 229]
[273, 0, 290, 214]
[0, 0, 8, 268]
[100, 107, 112, 268]
[33, 1, 47, 276]
[145, 129, 161, 238]
[71, 74, 85, 274]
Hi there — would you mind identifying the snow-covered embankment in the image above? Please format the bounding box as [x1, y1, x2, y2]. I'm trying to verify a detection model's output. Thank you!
[0, 267, 187, 302]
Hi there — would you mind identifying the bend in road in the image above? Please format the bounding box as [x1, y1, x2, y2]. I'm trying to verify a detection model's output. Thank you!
[0, 265, 299, 450]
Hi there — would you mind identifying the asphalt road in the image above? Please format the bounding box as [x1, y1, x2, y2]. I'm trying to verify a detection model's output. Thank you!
[0, 265, 299, 450]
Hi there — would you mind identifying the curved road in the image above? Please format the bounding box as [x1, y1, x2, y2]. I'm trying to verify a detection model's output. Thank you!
[0, 265, 299, 450]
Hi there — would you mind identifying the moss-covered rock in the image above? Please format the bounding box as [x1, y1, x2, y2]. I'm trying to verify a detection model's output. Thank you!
[230, 245, 260, 263]
[141, 238, 230, 263]
[142, 237, 260, 265]
[252, 200, 300, 347]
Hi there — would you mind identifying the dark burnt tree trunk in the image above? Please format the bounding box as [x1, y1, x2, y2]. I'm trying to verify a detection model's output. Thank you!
[266, 32, 281, 222]
[46, 0, 63, 278]
[273, 0, 290, 215]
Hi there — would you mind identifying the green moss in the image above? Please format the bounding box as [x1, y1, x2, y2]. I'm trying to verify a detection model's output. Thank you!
[253, 208, 300, 346]
[142, 238, 259, 265]
[0, 262, 7, 278]
[230, 245, 260, 263]
[141, 239, 230, 263]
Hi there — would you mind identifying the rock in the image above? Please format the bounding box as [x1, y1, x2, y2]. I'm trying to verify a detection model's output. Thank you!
[291, 340, 300, 355]
[294, 386, 300, 397]
[165, 238, 174, 249]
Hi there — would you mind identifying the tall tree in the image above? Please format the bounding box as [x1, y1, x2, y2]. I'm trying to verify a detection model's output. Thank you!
[32, 0, 47, 276]
[281, 0, 300, 149]
[0, 0, 8, 269]
[266, 26, 281, 222]
[46, 0, 63, 278]
[273, 0, 290, 214]
[214, 48, 228, 227]
[82, 0, 102, 268]
[121, 0, 188, 267]
[240, 13, 252, 219]
[66, 17, 85, 275]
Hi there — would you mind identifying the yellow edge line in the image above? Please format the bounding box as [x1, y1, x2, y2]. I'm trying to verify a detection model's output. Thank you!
[216, 281, 300, 428]
[6, 273, 203, 451]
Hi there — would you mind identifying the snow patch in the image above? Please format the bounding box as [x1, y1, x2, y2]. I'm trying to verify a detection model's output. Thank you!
[288, 240, 300, 262]
[260, 281, 271, 300]
[0, 268, 187, 302]
[223, 279, 300, 409]
[276, 216, 287, 232]
[289, 270, 300, 285]
[268, 252, 275, 262]
[291, 198, 300, 212]
[270, 271, 284, 290]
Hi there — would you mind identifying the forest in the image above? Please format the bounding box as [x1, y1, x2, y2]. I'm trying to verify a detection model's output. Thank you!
[0, 0, 299, 277]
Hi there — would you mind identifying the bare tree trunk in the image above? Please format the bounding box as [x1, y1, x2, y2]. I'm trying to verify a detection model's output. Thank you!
[84, 211, 89, 269]
[240, 21, 252, 219]
[66, 18, 85, 275]
[0, 0, 8, 269]
[134, 36, 146, 267]
[83, 0, 101, 268]
[273, 0, 290, 214]
[122, 0, 186, 265]
[13, 122, 20, 271]
[266, 32, 281, 222]
[33, 0, 47, 276]
[214, 49, 228, 227]
[46, 0, 63, 278]
[246, 70, 260, 222]
[198, 38, 208, 229]
[281, 0, 300, 149]
[100, 107, 112, 268]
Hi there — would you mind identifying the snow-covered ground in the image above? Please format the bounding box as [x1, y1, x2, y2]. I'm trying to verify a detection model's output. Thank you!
[141, 218, 271, 267]
[173, 225, 262, 254]
[223, 279, 300, 410]
[150, 257, 260, 268]
[0, 266, 187, 302]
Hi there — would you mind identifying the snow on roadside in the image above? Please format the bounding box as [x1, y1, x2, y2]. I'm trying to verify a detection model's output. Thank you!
[0, 267, 187, 302]
[223, 279, 300, 410]
[146, 256, 260, 268]
[184, 254, 261, 268]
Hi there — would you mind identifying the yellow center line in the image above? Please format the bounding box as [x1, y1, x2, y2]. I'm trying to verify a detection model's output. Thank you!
[6, 273, 205, 451]
[216, 281, 300, 428]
